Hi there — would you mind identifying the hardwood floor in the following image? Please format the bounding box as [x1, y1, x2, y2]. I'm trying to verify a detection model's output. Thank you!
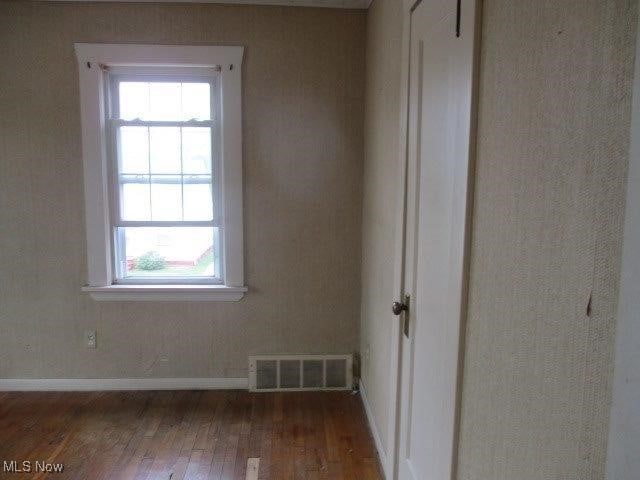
[0, 391, 382, 480]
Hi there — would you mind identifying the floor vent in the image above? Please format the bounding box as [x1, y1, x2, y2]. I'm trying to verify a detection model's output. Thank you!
[248, 355, 353, 392]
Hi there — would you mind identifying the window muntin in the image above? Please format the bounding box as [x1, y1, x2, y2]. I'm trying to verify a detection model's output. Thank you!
[109, 74, 221, 283]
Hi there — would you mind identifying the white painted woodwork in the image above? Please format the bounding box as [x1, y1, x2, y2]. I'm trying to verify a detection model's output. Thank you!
[46, 0, 372, 9]
[359, 380, 388, 475]
[395, 0, 479, 479]
[0, 377, 249, 391]
[74, 44, 246, 298]
[77, 58, 112, 287]
[81, 284, 247, 301]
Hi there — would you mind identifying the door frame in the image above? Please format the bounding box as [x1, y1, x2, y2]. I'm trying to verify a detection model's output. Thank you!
[386, 1, 483, 478]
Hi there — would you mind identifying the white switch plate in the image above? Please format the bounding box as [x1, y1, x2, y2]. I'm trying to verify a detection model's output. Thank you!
[86, 330, 97, 349]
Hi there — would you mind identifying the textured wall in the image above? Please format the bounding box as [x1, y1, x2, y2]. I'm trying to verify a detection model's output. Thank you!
[359, 0, 402, 462]
[458, 1, 637, 479]
[0, 2, 365, 379]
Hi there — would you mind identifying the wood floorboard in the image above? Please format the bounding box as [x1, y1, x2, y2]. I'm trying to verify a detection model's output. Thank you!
[0, 391, 383, 480]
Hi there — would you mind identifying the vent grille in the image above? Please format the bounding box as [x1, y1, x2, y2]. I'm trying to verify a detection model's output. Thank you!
[256, 360, 277, 390]
[326, 359, 348, 388]
[248, 355, 353, 392]
[280, 360, 301, 388]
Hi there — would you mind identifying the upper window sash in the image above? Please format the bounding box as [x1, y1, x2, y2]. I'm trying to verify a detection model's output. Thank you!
[108, 72, 221, 228]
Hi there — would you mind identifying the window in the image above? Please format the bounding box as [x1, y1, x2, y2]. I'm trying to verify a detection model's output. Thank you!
[111, 73, 219, 282]
[75, 45, 246, 301]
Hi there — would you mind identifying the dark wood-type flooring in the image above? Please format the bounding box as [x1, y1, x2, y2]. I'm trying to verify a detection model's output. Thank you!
[0, 390, 382, 480]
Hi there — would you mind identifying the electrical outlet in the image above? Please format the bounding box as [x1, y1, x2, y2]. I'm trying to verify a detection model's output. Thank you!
[365, 344, 370, 363]
[86, 330, 97, 349]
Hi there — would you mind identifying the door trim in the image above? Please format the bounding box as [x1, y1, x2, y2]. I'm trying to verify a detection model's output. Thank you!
[388, 1, 483, 479]
[449, 2, 483, 478]
[383, 2, 413, 478]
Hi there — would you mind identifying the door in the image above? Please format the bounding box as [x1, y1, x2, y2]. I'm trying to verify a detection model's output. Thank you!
[395, 0, 478, 479]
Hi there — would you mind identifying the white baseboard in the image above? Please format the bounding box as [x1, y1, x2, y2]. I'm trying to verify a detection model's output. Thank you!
[359, 379, 389, 479]
[0, 377, 248, 391]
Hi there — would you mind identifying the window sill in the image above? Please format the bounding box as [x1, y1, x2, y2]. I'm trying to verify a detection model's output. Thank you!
[81, 284, 247, 302]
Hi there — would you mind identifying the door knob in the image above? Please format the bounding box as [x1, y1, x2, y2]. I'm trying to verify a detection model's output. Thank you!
[392, 301, 408, 316]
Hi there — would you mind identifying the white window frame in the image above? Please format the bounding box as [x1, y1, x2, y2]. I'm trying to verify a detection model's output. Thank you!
[75, 44, 246, 301]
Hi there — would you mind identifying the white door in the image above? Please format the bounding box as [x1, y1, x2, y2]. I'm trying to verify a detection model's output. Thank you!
[395, 0, 478, 479]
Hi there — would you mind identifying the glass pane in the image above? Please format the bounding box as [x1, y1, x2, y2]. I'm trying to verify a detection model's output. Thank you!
[150, 127, 181, 174]
[121, 182, 150, 221]
[120, 126, 148, 174]
[150, 177, 182, 221]
[183, 183, 213, 221]
[182, 127, 211, 174]
[118, 227, 216, 278]
[182, 83, 211, 120]
[149, 82, 181, 120]
[119, 82, 149, 120]
[118, 81, 211, 121]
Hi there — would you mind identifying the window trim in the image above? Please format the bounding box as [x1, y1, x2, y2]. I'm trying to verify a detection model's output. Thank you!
[75, 44, 246, 301]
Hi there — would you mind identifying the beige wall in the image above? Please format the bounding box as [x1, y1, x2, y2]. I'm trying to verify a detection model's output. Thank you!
[361, 0, 637, 478]
[458, 1, 637, 479]
[0, 2, 365, 379]
[359, 0, 402, 462]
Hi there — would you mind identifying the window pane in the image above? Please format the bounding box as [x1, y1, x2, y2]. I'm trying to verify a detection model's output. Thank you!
[118, 81, 211, 121]
[117, 227, 216, 278]
[120, 126, 148, 174]
[119, 83, 149, 120]
[183, 183, 213, 221]
[182, 127, 211, 174]
[149, 82, 181, 120]
[182, 83, 211, 120]
[150, 127, 181, 174]
[121, 182, 151, 221]
[150, 177, 182, 221]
